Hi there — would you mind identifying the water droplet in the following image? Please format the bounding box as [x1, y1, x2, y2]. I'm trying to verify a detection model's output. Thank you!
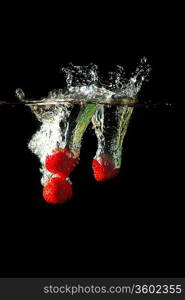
[15, 88, 25, 100]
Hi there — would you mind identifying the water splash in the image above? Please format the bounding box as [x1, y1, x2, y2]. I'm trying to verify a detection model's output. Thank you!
[47, 57, 151, 103]
[27, 58, 151, 185]
[23, 58, 152, 202]
[108, 57, 151, 98]
[61, 62, 99, 89]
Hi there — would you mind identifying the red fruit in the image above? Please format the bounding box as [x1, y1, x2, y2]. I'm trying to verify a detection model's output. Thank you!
[43, 177, 73, 204]
[92, 156, 120, 181]
[45, 148, 79, 178]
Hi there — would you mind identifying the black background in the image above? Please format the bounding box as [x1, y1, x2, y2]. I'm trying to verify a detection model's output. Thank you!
[0, 4, 184, 277]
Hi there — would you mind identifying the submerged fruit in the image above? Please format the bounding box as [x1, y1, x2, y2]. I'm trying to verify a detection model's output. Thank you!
[92, 156, 120, 181]
[45, 148, 79, 178]
[43, 177, 73, 204]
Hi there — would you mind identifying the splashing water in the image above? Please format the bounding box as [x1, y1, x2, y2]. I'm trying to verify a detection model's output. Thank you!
[108, 57, 151, 98]
[22, 57, 151, 203]
[28, 103, 74, 185]
[46, 57, 151, 102]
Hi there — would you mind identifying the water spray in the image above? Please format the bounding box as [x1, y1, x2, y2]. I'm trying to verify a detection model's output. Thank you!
[0, 58, 160, 204]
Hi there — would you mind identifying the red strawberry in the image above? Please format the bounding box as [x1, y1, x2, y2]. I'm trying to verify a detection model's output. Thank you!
[43, 177, 73, 204]
[45, 148, 79, 178]
[92, 156, 120, 181]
